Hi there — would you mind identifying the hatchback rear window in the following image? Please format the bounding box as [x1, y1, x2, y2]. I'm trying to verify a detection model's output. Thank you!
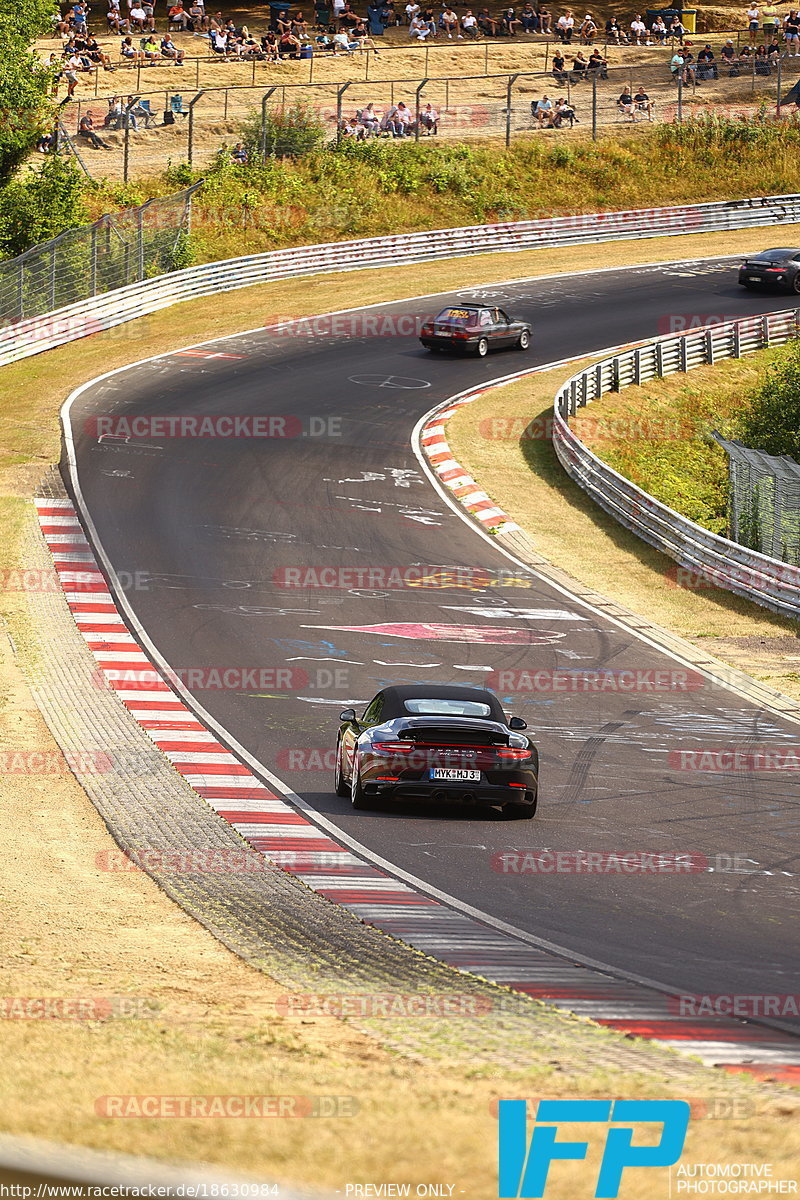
[404, 698, 492, 717]
[435, 308, 480, 324]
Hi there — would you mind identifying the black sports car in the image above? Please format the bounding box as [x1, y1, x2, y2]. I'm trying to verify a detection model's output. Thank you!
[334, 684, 538, 818]
[419, 305, 532, 357]
[738, 248, 800, 294]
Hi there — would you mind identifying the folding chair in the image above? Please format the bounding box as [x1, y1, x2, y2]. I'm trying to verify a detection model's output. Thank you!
[170, 93, 189, 117]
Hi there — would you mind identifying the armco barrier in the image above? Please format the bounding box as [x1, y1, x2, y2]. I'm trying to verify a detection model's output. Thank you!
[551, 308, 800, 619]
[3, 191, 800, 368]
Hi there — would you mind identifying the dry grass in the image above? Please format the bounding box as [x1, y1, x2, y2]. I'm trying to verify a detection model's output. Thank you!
[3, 232, 800, 1188]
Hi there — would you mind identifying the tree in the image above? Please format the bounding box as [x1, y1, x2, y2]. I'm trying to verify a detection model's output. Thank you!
[0, 0, 58, 184]
[737, 337, 800, 461]
[0, 156, 87, 259]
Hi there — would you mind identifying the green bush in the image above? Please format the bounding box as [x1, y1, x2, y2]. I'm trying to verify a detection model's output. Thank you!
[737, 337, 800, 460]
[241, 101, 325, 160]
[0, 156, 87, 259]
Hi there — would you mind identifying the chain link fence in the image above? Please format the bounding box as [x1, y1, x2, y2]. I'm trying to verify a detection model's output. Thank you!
[0, 184, 199, 326]
[714, 434, 800, 565]
[57, 48, 800, 180]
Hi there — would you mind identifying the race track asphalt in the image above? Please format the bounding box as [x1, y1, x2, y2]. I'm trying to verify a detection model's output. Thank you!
[65, 255, 800, 1020]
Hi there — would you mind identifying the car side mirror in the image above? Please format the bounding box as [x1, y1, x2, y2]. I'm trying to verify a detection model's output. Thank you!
[340, 708, 357, 723]
[509, 716, 527, 731]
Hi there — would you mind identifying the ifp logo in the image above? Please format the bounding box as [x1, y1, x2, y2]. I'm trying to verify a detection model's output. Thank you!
[498, 1099, 690, 1198]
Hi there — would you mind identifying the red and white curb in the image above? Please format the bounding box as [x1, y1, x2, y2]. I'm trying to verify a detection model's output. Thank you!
[36, 496, 800, 1084]
[421, 390, 521, 535]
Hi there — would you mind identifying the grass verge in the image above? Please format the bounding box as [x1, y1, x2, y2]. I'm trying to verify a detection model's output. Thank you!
[2, 231, 800, 1190]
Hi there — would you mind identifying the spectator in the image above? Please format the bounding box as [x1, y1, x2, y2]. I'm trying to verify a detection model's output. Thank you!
[721, 37, 737, 61]
[351, 17, 382, 49]
[746, 3, 759, 33]
[359, 101, 381, 131]
[78, 112, 112, 147]
[650, 15, 666, 41]
[142, 33, 160, 59]
[278, 28, 302, 54]
[129, 3, 148, 28]
[571, 49, 588, 78]
[629, 13, 646, 43]
[440, 5, 460, 35]
[579, 12, 596, 42]
[72, 2, 88, 33]
[670, 47, 685, 78]
[766, 36, 781, 60]
[550, 95, 577, 125]
[605, 16, 625, 43]
[107, 0, 130, 32]
[63, 60, 80, 96]
[120, 34, 144, 60]
[587, 46, 607, 75]
[261, 30, 279, 56]
[538, 4, 552, 32]
[332, 0, 346, 21]
[292, 10, 308, 35]
[168, 2, 192, 27]
[461, 8, 479, 35]
[762, 1, 778, 36]
[785, 9, 800, 53]
[84, 34, 116, 68]
[419, 100, 439, 131]
[409, 12, 430, 36]
[617, 85, 634, 116]
[161, 32, 186, 60]
[697, 43, 718, 77]
[556, 9, 574, 41]
[104, 94, 124, 125]
[501, 7, 522, 34]
[535, 93, 552, 123]
[383, 99, 412, 134]
[404, 0, 420, 20]
[141, 0, 157, 28]
[667, 16, 684, 41]
[332, 27, 354, 48]
[551, 49, 567, 82]
[210, 27, 227, 51]
[477, 7, 499, 34]
[339, 4, 361, 27]
[681, 47, 697, 81]
[520, 2, 538, 31]
[231, 141, 248, 162]
[189, 1, 208, 28]
[633, 84, 652, 113]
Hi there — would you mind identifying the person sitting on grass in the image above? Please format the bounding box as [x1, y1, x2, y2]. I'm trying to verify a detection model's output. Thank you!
[260, 30, 279, 57]
[84, 34, 117, 69]
[440, 5, 460, 36]
[650, 14, 666, 41]
[359, 102, 381, 131]
[538, 4, 552, 31]
[520, 2, 538, 31]
[278, 28, 302, 55]
[409, 12, 431, 36]
[579, 13, 596, 42]
[79, 112, 112, 147]
[161, 33, 186, 62]
[419, 101, 439, 131]
[551, 49, 567, 83]
[461, 9, 479, 35]
[231, 141, 248, 162]
[571, 49, 588, 78]
[587, 47, 607, 75]
[477, 7, 499, 35]
[501, 7, 522, 34]
[605, 15, 625, 42]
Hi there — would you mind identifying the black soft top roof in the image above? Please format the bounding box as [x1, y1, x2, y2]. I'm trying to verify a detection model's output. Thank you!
[378, 684, 506, 721]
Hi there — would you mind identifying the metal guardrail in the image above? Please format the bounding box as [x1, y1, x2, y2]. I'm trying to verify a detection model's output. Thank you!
[551, 308, 800, 619]
[4, 191, 800, 370]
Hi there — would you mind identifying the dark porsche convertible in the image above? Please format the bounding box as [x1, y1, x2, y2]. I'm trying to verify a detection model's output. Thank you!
[419, 305, 532, 357]
[334, 684, 538, 819]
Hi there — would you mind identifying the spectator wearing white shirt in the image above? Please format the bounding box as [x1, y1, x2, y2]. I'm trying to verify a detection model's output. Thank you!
[629, 13, 646, 43]
[556, 10, 574, 41]
[404, 1, 420, 21]
[129, 3, 147, 28]
[461, 8, 478, 34]
[440, 6, 459, 36]
[419, 101, 439, 131]
[409, 13, 430, 37]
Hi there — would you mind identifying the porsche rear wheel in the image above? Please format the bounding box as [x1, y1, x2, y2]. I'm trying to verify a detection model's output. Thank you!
[351, 756, 371, 810]
[334, 736, 350, 797]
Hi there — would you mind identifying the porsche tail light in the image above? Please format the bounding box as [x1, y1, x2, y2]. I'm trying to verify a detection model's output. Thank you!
[497, 748, 533, 760]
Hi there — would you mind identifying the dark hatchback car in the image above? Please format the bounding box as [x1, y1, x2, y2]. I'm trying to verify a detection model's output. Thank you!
[419, 305, 532, 357]
[334, 684, 538, 819]
[738, 248, 800, 294]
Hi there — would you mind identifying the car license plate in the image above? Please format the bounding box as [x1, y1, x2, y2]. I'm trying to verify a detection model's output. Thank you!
[436, 330, 453, 337]
[430, 768, 480, 781]
[748, 275, 761, 281]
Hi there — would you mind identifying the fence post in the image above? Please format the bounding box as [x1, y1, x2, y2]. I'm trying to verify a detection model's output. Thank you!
[49, 244, 57, 312]
[252, 56, 257, 85]
[677, 71, 682, 122]
[17, 259, 24, 322]
[505, 73, 518, 147]
[196, 57, 200, 87]
[336, 81, 351, 144]
[415, 77, 428, 142]
[484, 40, 489, 72]
[777, 54, 782, 114]
[122, 97, 136, 183]
[425, 43, 429, 74]
[94, 65, 99, 97]
[260, 86, 277, 160]
[224, 87, 228, 121]
[187, 91, 205, 167]
[136, 208, 145, 281]
[90, 224, 98, 295]
[592, 72, 597, 140]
